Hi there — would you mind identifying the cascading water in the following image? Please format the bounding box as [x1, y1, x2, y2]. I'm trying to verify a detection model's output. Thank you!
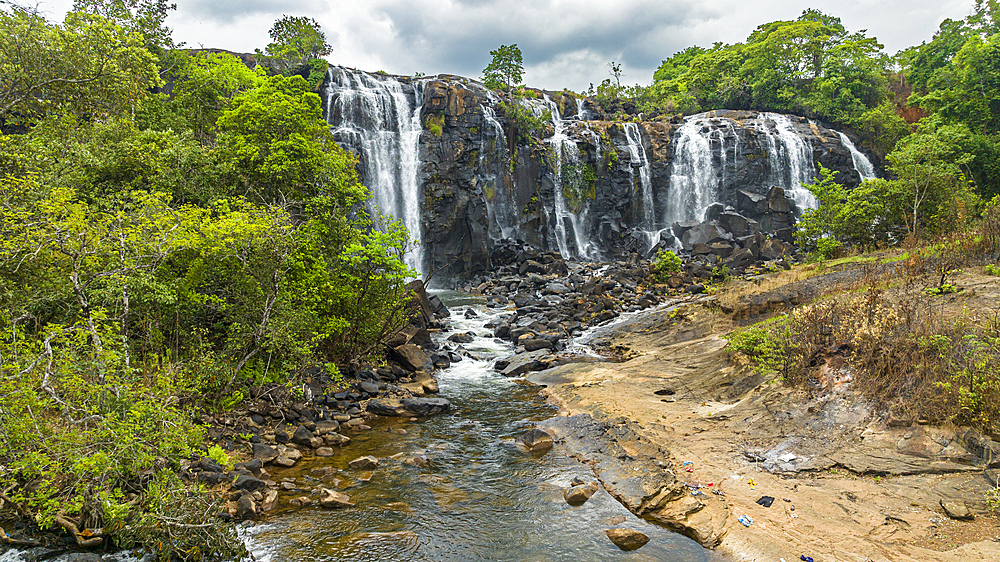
[666, 117, 718, 225]
[536, 95, 598, 261]
[324, 67, 426, 275]
[480, 102, 520, 240]
[622, 122, 660, 252]
[836, 131, 877, 180]
[757, 112, 817, 210]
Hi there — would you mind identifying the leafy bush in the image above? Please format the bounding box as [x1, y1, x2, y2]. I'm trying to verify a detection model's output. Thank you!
[652, 249, 682, 281]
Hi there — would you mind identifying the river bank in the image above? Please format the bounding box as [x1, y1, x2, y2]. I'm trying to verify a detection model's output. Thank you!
[530, 266, 1000, 561]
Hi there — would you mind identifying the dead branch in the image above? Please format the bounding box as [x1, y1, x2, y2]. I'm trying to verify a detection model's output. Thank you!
[54, 513, 104, 548]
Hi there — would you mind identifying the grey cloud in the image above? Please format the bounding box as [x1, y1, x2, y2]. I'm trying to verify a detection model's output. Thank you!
[182, 0, 326, 23]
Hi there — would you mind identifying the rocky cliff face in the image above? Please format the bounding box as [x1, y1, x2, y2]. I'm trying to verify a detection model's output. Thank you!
[321, 68, 878, 285]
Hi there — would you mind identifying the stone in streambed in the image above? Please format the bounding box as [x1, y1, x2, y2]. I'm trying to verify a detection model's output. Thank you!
[291, 425, 314, 447]
[235, 494, 256, 520]
[604, 528, 649, 551]
[252, 443, 279, 463]
[389, 343, 434, 372]
[349, 455, 379, 470]
[367, 397, 451, 417]
[319, 488, 355, 508]
[564, 481, 598, 506]
[496, 349, 553, 377]
[517, 428, 554, 453]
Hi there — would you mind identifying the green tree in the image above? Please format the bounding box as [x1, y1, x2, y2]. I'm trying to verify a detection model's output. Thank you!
[165, 51, 264, 140]
[260, 15, 332, 74]
[886, 120, 978, 235]
[72, 0, 177, 51]
[214, 74, 367, 207]
[0, 8, 160, 125]
[483, 44, 524, 93]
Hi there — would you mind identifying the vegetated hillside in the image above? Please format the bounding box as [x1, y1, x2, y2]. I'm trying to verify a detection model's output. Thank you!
[0, 0, 998, 559]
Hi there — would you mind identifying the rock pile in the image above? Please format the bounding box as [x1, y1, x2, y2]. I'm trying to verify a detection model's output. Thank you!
[669, 186, 799, 274]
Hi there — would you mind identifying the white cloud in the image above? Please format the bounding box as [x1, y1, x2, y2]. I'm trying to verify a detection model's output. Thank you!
[36, 0, 978, 91]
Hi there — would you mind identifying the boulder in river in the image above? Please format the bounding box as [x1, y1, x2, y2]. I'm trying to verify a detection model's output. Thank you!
[495, 349, 553, 377]
[516, 428, 554, 453]
[389, 343, 434, 372]
[564, 480, 599, 506]
[604, 528, 650, 551]
[367, 397, 451, 417]
[319, 488, 355, 508]
[349, 455, 379, 470]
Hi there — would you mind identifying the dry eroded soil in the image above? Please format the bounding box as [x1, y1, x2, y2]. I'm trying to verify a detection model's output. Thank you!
[532, 270, 1000, 562]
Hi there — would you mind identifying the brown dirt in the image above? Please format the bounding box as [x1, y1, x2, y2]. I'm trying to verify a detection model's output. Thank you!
[532, 268, 1000, 561]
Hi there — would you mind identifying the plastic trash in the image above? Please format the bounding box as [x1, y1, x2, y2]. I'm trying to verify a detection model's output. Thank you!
[682, 461, 693, 466]
[737, 514, 753, 527]
[747, 478, 757, 487]
[800, 556, 814, 562]
[756, 495, 775, 507]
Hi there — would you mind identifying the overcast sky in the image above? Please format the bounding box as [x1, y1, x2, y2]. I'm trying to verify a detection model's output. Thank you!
[39, 0, 976, 92]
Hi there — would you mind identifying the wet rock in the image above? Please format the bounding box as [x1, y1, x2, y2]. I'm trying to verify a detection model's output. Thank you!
[235, 494, 256, 521]
[414, 370, 439, 394]
[260, 489, 279, 512]
[234, 458, 264, 477]
[289, 496, 312, 508]
[497, 349, 553, 377]
[521, 338, 553, 351]
[604, 528, 649, 551]
[231, 474, 266, 492]
[403, 397, 450, 416]
[291, 425, 314, 447]
[314, 420, 341, 435]
[464, 308, 479, 318]
[349, 455, 379, 470]
[517, 428, 554, 453]
[324, 433, 351, 446]
[316, 447, 335, 456]
[319, 488, 355, 508]
[448, 332, 476, 343]
[196, 471, 230, 486]
[564, 481, 599, 506]
[252, 443, 279, 463]
[367, 397, 451, 417]
[389, 343, 434, 372]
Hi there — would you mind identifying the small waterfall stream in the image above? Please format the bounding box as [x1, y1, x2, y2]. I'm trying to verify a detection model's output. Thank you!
[836, 131, 877, 180]
[324, 68, 426, 275]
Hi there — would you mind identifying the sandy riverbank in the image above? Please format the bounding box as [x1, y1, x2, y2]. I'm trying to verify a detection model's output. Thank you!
[530, 272, 1000, 561]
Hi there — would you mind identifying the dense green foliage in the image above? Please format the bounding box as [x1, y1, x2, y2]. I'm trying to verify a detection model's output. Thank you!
[0, 5, 413, 558]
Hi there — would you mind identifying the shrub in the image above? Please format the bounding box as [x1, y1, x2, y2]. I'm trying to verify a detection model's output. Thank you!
[652, 249, 682, 282]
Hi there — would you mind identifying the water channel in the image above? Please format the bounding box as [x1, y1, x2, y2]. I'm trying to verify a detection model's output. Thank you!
[243, 291, 715, 561]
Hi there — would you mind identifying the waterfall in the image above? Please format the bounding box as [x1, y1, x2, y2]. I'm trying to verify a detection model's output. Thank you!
[666, 117, 717, 225]
[757, 113, 817, 210]
[836, 131, 877, 181]
[622, 122, 662, 252]
[542, 95, 598, 260]
[480, 103, 519, 240]
[323, 67, 425, 275]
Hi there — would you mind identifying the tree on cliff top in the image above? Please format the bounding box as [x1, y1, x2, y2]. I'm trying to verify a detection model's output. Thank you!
[261, 15, 332, 74]
[483, 44, 523, 94]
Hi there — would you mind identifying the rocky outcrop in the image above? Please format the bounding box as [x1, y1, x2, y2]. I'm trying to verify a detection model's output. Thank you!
[320, 68, 878, 284]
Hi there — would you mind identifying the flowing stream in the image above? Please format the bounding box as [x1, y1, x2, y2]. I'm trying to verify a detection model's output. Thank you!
[242, 292, 713, 561]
